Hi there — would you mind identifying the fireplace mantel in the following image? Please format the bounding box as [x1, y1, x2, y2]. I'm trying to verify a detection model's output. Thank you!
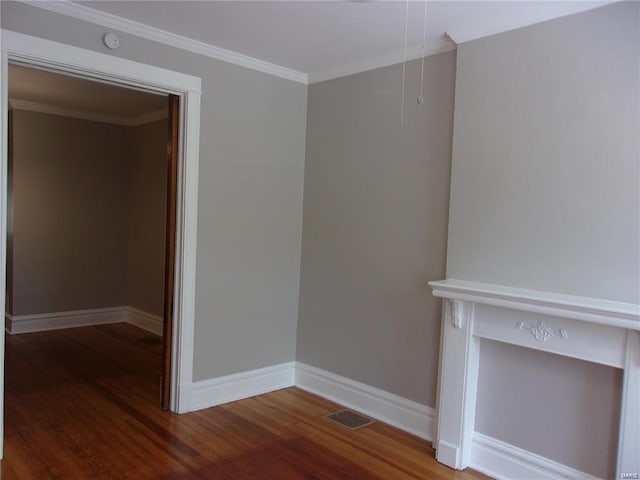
[429, 279, 639, 479]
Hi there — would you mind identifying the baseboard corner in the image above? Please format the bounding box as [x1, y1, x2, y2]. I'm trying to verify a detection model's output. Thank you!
[124, 306, 163, 336]
[294, 361, 435, 442]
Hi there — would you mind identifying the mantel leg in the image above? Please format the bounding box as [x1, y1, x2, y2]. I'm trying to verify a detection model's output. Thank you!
[617, 330, 640, 480]
[435, 299, 479, 469]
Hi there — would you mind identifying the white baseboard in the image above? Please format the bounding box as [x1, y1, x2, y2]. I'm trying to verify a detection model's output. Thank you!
[124, 307, 163, 336]
[6, 305, 164, 336]
[294, 362, 435, 441]
[5, 307, 126, 334]
[184, 362, 296, 413]
[471, 432, 603, 480]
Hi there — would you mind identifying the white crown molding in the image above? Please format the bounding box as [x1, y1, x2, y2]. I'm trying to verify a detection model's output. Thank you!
[130, 108, 168, 126]
[10, 98, 133, 125]
[22, 0, 454, 85]
[9, 98, 167, 126]
[22, 0, 309, 85]
[308, 37, 456, 84]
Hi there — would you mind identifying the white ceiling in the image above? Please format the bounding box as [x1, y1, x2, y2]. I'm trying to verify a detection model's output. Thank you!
[68, 0, 614, 83]
[9, 64, 167, 123]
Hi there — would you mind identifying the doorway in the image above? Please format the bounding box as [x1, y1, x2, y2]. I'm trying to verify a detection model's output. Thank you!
[0, 30, 202, 457]
[7, 63, 176, 408]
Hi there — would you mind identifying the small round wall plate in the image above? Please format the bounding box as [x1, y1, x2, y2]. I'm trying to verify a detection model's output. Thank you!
[103, 33, 120, 50]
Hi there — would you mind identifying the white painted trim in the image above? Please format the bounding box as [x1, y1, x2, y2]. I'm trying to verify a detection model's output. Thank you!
[5, 306, 163, 336]
[429, 279, 640, 331]
[172, 80, 199, 415]
[5, 307, 125, 334]
[433, 300, 479, 468]
[0, 48, 9, 461]
[294, 362, 434, 441]
[431, 280, 639, 477]
[184, 362, 296, 413]
[1, 30, 201, 95]
[124, 307, 163, 336]
[471, 432, 602, 480]
[1, 30, 201, 425]
[23, 0, 308, 85]
[308, 38, 456, 84]
[9, 98, 167, 126]
[617, 330, 640, 480]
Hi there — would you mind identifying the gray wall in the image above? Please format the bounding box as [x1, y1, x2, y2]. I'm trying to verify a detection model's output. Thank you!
[9, 110, 131, 315]
[447, 2, 639, 304]
[448, 3, 638, 477]
[127, 119, 168, 317]
[477, 338, 621, 478]
[297, 53, 456, 404]
[1, 1, 307, 381]
[9, 110, 168, 319]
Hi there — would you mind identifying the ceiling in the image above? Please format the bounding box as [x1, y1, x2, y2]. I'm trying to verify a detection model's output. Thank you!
[9, 64, 167, 124]
[69, 0, 614, 83]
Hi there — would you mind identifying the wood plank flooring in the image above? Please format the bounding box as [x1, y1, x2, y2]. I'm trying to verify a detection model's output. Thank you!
[2, 323, 490, 479]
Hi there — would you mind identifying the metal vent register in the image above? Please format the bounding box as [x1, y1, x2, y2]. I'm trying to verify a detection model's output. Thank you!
[325, 410, 374, 430]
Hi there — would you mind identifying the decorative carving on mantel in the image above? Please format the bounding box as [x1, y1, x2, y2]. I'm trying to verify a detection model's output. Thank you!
[448, 299, 462, 329]
[516, 320, 568, 342]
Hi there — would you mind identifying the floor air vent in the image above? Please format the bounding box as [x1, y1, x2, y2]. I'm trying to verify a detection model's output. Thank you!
[325, 410, 374, 430]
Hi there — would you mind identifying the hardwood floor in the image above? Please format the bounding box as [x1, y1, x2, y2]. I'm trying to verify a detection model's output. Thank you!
[2, 324, 490, 479]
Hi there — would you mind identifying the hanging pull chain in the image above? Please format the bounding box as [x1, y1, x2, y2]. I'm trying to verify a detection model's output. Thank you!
[400, 0, 409, 124]
[418, 0, 428, 104]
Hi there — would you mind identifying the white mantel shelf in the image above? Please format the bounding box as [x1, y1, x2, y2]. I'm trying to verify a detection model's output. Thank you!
[429, 279, 640, 331]
[429, 278, 639, 480]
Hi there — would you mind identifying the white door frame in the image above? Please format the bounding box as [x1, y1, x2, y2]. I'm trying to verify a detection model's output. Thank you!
[0, 29, 202, 457]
